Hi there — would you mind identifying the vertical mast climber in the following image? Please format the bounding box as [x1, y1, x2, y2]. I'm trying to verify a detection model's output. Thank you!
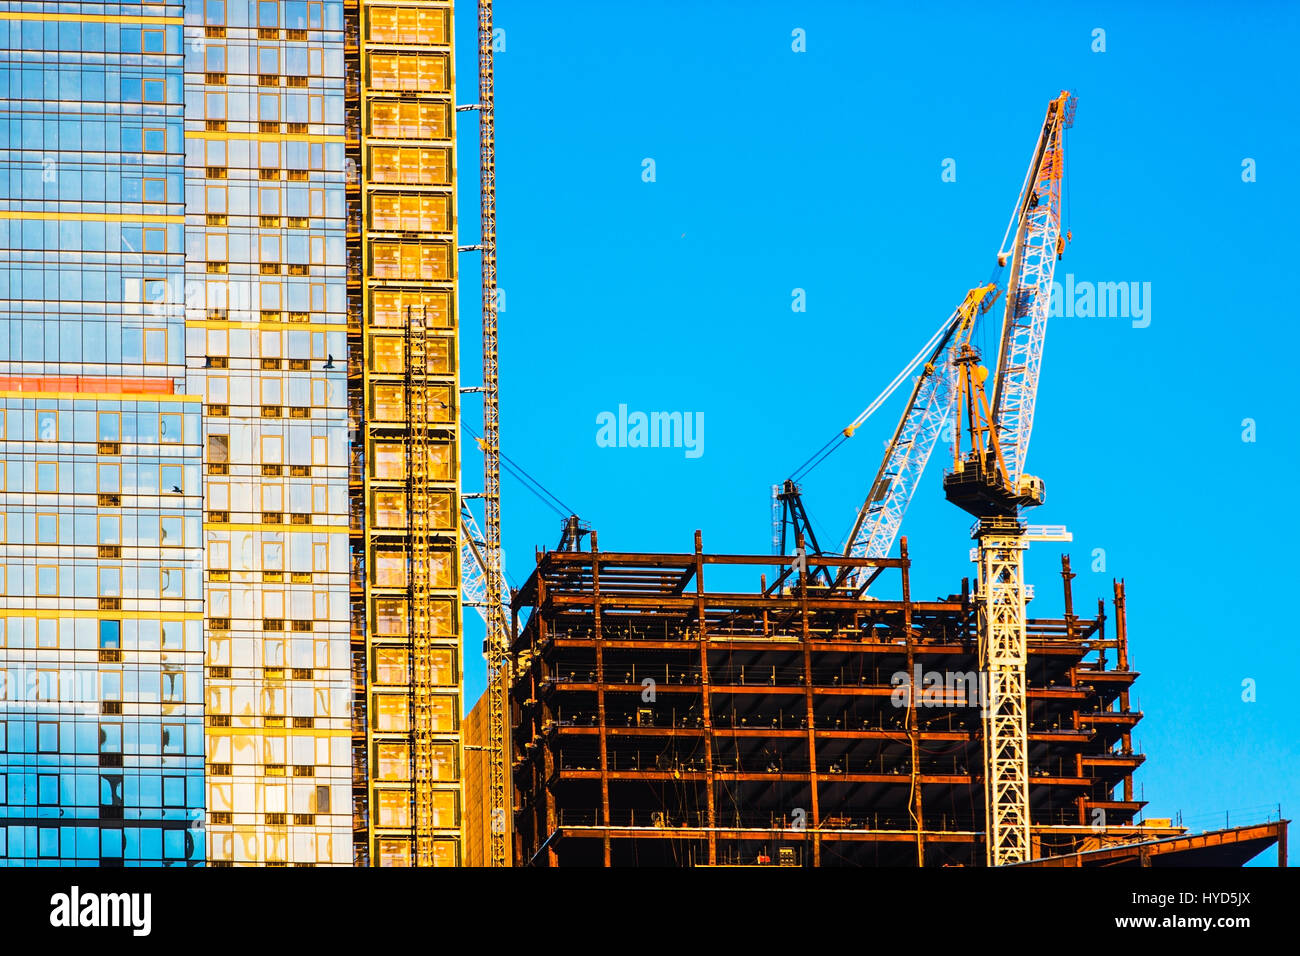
[406, 303, 434, 865]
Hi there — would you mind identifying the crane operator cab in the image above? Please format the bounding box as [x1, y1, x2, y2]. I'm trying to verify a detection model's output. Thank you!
[943, 451, 1045, 518]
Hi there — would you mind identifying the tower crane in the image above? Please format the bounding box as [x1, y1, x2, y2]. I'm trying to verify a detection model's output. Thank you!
[944, 90, 1075, 867]
[776, 91, 1075, 865]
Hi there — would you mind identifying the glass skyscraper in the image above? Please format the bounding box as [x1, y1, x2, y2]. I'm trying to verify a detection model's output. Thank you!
[0, 0, 462, 866]
[0, 1, 205, 864]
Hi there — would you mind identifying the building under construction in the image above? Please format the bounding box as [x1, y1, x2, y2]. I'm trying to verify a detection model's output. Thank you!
[498, 530, 1287, 867]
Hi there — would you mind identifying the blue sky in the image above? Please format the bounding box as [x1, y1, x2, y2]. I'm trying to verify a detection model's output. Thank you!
[455, 1, 1299, 857]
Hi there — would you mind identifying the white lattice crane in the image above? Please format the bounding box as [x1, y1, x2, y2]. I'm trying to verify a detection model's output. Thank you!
[944, 91, 1075, 866]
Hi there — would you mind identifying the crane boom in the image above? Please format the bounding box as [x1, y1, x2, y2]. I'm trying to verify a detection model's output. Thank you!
[460, 503, 510, 626]
[844, 284, 999, 566]
[990, 91, 1075, 482]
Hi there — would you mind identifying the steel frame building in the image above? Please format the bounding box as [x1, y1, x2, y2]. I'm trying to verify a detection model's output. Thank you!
[509, 531, 1211, 867]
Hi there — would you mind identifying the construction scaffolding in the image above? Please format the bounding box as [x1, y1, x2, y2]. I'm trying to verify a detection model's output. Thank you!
[506, 531, 1283, 867]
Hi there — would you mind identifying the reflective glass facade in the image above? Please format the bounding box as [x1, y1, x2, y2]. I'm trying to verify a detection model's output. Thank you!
[184, 0, 352, 865]
[0, 3, 205, 865]
[0, 0, 461, 868]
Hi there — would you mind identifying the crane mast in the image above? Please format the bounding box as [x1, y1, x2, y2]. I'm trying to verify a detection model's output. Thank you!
[474, 0, 509, 869]
[945, 91, 1075, 866]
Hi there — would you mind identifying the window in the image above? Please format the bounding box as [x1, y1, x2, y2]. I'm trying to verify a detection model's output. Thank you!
[143, 28, 165, 53]
[99, 567, 122, 597]
[163, 777, 185, 807]
[101, 671, 122, 703]
[162, 724, 185, 755]
[208, 434, 229, 463]
[36, 409, 57, 442]
[371, 386, 404, 422]
[262, 541, 283, 571]
[430, 649, 454, 686]
[35, 461, 57, 492]
[376, 744, 409, 781]
[97, 515, 120, 545]
[258, 46, 279, 74]
[144, 328, 167, 363]
[143, 128, 166, 152]
[99, 723, 122, 753]
[205, 0, 225, 25]
[430, 744, 456, 781]
[205, 44, 226, 71]
[374, 599, 405, 635]
[206, 140, 227, 167]
[205, 91, 227, 120]
[142, 78, 165, 102]
[36, 565, 58, 596]
[38, 774, 59, 805]
[258, 187, 280, 216]
[374, 648, 408, 685]
[377, 839, 410, 867]
[261, 436, 283, 464]
[370, 336, 403, 373]
[160, 568, 184, 598]
[99, 621, 121, 649]
[36, 513, 57, 543]
[373, 553, 406, 588]
[432, 696, 455, 732]
[376, 790, 409, 828]
[159, 411, 182, 442]
[160, 516, 183, 547]
[98, 464, 121, 493]
[37, 721, 59, 752]
[162, 670, 184, 702]
[372, 492, 404, 528]
[374, 694, 408, 732]
[161, 464, 182, 492]
[143, 178, 166, 203]
[373, 443, 404, 480]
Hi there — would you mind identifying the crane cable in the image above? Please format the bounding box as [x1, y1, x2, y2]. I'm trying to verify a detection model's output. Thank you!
[462, 418, 577, 519]
[790, 311, 959, 483]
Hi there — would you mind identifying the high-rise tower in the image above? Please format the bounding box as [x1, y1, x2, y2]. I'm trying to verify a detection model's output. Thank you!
[0, 3, 206, 864]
